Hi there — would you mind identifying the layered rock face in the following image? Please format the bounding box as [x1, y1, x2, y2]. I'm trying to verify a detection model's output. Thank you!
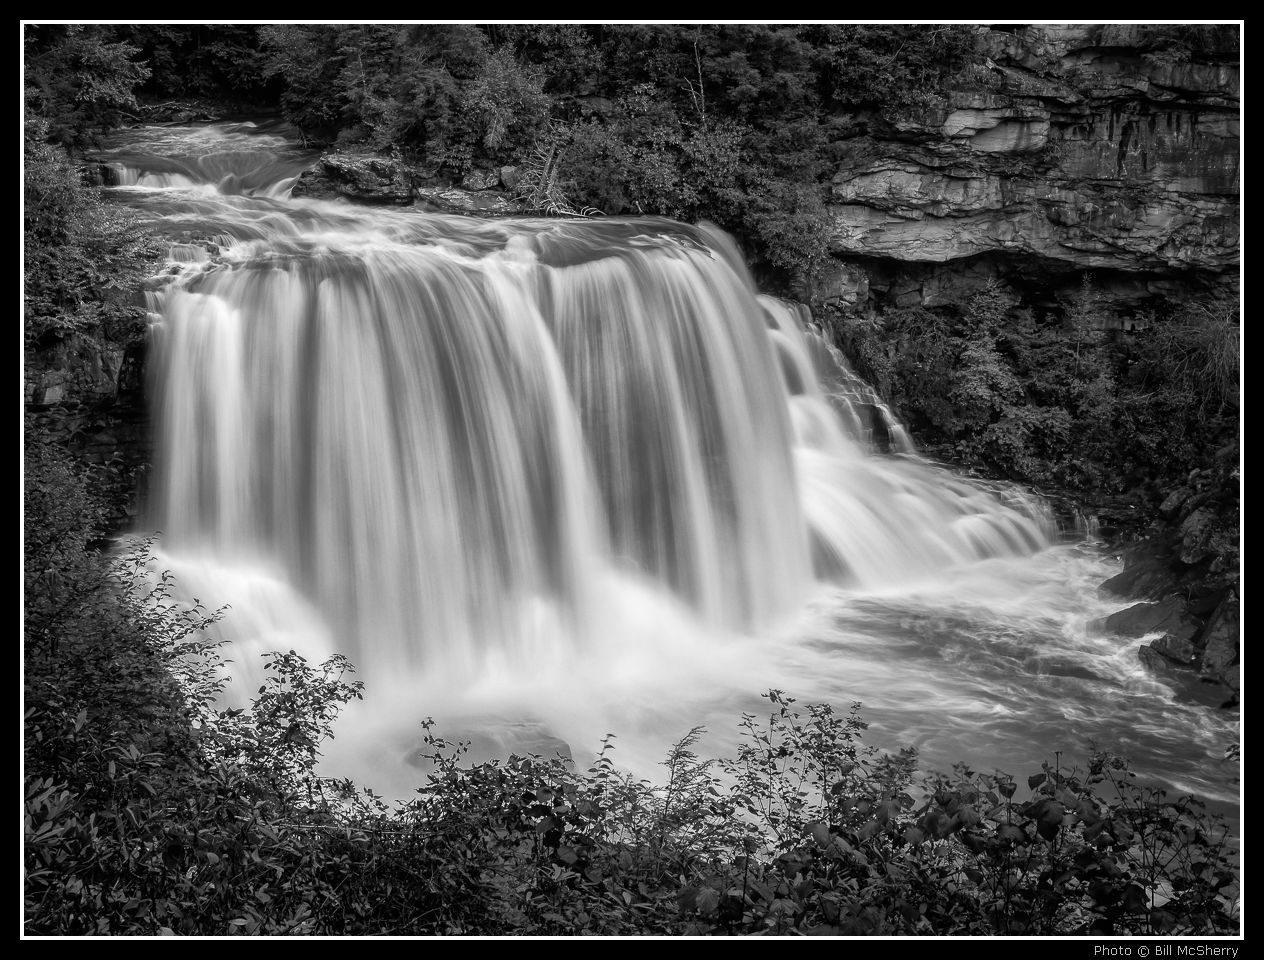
[820, 24, 1239, 312]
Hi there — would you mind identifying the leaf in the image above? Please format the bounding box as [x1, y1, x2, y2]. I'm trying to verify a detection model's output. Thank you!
[696, 887, 719, 915]
[857, 819, 882, 841]
[1036, 817, 1061, 842]
[955, 805, 981, 828]
[1028, 773, 1046, 790]
[1075, 799, 1102, 826]
[996, 823, 1026, 844]
[960, 831, 988, 853]
[820, 894, 841, 923]
[749, 878, 774, 903]
[1040, 801, 1064, 825]
[556, 845, 578, 865]
[1122, 883, 1148, 913]
[810, 821, 831, 848]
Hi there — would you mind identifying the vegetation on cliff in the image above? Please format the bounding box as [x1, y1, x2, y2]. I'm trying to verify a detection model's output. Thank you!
[833, 281, 1238, 505]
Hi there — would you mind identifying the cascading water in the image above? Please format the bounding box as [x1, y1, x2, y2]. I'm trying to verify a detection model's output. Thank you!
[100, 123, 1238, 808]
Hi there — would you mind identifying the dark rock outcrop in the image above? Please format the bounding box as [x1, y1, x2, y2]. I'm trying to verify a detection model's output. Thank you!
[819, 25, 1239, 314]
[414, 186, 521, 216]
[292, 153, 418, 204]
[1096, 597, 1199, 647]
[292, 152, 525, 215]
[1198, 596, 1240, 690]
[1095, 519, 1238, 707]
[24, 335, 129, 406]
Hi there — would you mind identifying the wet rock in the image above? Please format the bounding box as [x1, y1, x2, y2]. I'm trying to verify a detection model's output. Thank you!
[1198, 596, 1239, 682]
[1137, 645, 1233, 709]
[1151, 631, 1198, 665]
[414, 186, 522, 216]
[1097, 556, 1175, 601]
[1097, 597, 1199, 646]
[138, 99, 223, 125]
[293, 153, 416, 204]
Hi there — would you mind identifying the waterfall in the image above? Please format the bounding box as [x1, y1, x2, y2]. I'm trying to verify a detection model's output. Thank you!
[98, 124, 1236, 804]
[146, 210, 1051, 689]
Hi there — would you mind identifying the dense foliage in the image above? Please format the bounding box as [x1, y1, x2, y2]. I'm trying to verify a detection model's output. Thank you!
[25, 23, 985, 283]
[24, 25, 151, 152]
[24, 124, 160, 353]
[829, 280, 1239, 565]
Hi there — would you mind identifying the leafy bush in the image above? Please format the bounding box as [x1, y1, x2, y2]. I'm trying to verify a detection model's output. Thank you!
[831, 280, 1239, 501]
[24, 123, 160, 351]
[25, 628, 1241, 937]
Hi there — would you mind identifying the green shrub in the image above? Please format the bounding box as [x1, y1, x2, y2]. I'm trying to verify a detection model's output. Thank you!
[23, 126, 160, 351]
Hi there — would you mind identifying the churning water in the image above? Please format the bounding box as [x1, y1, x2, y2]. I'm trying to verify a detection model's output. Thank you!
[99, 123, 1238, 808]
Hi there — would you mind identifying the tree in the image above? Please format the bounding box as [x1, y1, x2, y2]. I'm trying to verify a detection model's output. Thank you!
[24, 24, 150, 151]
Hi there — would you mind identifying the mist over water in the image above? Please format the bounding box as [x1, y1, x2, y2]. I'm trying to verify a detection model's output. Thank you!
[103, 123, 1237, 808]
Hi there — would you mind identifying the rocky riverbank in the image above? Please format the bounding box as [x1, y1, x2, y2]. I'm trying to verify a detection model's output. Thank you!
[1092, 459, 1239, 708]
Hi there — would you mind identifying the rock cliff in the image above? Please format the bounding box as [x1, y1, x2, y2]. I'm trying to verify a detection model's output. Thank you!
[817, 24, 1239, 313]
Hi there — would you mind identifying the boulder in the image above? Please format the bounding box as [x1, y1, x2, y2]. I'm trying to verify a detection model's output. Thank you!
[1158, 486, 1193, 519]
[1097, 556, 1177, 601]
[292, 153, 415, 204]
[1150, 631, 1198, 666]
[414, 186, 522, 216]
[1177, 506, 1217, 564]
[1097, 597, 1200, 648]
[1137, 645, 1232, 709]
